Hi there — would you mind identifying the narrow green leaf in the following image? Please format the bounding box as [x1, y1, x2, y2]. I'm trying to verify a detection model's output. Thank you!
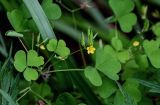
[0, 89, 18, 105]
[23, 0, 56, 40]
[5, 30, 23, 37]
[136, 79, 160, 90]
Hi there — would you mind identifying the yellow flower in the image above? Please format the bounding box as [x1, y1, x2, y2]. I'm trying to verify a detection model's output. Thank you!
[133, 41, 140, 47]
[87, 45, 96, 54]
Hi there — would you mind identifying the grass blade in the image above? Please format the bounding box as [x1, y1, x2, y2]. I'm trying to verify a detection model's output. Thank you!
[136, 79, 160, 93]
[23, 0, 56, 40]
[0, 89, 18, 105]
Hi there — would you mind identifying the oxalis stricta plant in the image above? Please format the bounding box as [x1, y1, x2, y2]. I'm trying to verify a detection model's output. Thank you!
[1, 0, 160, 105]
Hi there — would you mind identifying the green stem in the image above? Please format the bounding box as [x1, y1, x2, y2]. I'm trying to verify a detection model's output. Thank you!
[42, 69, 84, 74]
[16, 88, 31, 102]
[30, 89, 50, 105]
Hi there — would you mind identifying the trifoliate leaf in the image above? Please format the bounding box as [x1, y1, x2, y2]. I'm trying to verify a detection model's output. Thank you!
[118, 13, 137, 32]
[42, 0, 62, 20]
[14, 50, 26, 72]
[109, 0, 135, 17]
[96, 46, 121, 80]
[111, 37, 123, 51]
[109, 0, 137, 32]
[84, 66, 102, 86]
[23, 68, 38, 81]
[47, 39, 70, 58]
[14, 50, 44, 81]
[152, 22, 160, 36]
[27, 50, 44, 67]
[96, 77, 117, 98]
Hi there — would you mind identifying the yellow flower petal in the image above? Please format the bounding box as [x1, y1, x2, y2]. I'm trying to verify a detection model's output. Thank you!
[87, 45, 96, 54]
[133, 41, 140, 47]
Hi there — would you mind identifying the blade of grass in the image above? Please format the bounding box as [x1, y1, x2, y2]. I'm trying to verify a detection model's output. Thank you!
[136, 79, 160, 90]
[0, 89, 18, 105]
[0, 33, 8, 57]
[23, 0, 56, 40]
[116, 81, 136, 105]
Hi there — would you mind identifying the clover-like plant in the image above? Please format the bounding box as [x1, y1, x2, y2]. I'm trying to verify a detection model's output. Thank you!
[109, 0, 137, 32]
[14, 50, 44, 81]
[46, 39, 70, 59]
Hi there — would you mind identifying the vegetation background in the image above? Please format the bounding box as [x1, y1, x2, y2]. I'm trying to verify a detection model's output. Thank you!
[0, 0, 160, 105]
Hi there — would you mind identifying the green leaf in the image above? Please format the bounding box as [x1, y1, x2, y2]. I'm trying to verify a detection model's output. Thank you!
[31, 83, 52, 97]
[96, 46, 121, 80]
[96, 77, 117, 98]
[118, 13, 137, 32]
[23, 68, 38, 81]
[14, 50, 26, 72]
[104, 45, 117, 58]
[27, 19, 38, 32]
[0, 89, 19, 105]
[142, 19, 150, 32]
[117, 50, 130, 63]
[123, 79, 141, 103]
[46, 39, 58, 51]
[78, 103, 86, 105]
[114, 90, 125, 105]
[84, 66, 102, 86]
[143, 40, 159, 55]
[7, 9, 26, 32]
[135, 54, 149, 70]
[148, 49, 160, 68]
[152, 22, 160, 36]
[23, 0, 56, 40]
[27, 50, 44, 67]
[42, 1, 62, 20]
[111, 37, 123, 51]
[5, 30, 23, 37]
[47, 39, 70, 58]
[138, 97, 153, 105]
[55, 40, 70, 58]
[109, 0, 135, 17]
[55, 92, 77, 105]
